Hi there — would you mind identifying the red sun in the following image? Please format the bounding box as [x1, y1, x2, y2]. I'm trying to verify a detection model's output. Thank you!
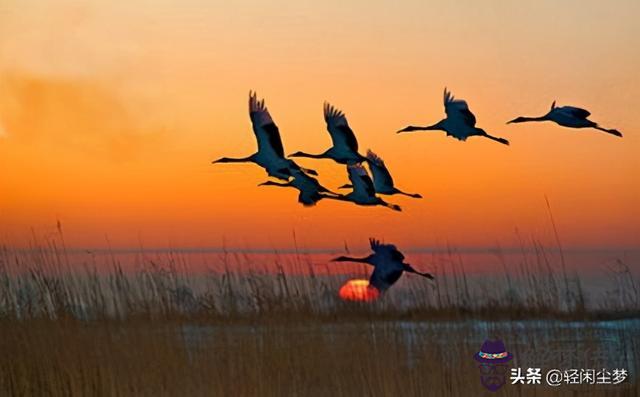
[338, 279, 380, 302]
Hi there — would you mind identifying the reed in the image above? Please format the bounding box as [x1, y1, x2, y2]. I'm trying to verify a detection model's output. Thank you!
[0, 233, 638, 396]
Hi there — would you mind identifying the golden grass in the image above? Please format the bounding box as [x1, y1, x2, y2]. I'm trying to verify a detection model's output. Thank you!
[0, 233, 638, 396]
[2, 317, 638, 396]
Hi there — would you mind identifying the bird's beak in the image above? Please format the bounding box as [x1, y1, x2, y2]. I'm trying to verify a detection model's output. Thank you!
[506, 118, 518, 124]
[397, 126, 417, 133]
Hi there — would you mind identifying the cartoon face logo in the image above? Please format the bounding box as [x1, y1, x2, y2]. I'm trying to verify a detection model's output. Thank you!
[473, 339, 513, 392]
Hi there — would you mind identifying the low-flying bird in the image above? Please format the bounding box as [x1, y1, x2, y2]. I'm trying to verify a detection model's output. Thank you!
[289, 102, 366, 164]
[507, 101, 623, 137]
[397, 88, 510, 145]
[338, 150, 422, 199]
[333, 164, 402, 211]
[258, 168, 342, 207]
[212, 91, 317, 181]
[332, 238, 434, 293]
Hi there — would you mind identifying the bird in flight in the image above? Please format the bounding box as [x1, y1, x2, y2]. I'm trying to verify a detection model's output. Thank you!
[258, 168, 342, 207]
[507, 101, 622, 137]
[289, 102, 366, 164]
[338, 150, 422, 199]
[332, 238, 434, 293]
[333, 165, 402, 211]
[397, 88, 510, 145]
[212, 91, 317, 181]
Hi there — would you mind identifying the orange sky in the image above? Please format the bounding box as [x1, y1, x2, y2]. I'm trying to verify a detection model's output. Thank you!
[1, 0, 639, 251]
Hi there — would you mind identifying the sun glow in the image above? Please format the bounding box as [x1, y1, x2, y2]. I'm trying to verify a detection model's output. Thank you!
[338, 279, 380, 302]
[0, 1, 638, 251]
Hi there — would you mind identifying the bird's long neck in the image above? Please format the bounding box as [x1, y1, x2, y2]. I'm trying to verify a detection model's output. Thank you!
[259, 181, 291, 188]
[212, 154, 255, 163]
[403, 121, 445, 132]
[331, 255, 373, 264]
[398, 120, 446, 133]
[424, 120, 446, 130]
[394, 189, 422, 199]
[514, 116, 547, 123]
[290, 151, 327, 159]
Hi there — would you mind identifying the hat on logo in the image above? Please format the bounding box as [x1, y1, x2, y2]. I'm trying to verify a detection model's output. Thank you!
[474, 339, 513, 364]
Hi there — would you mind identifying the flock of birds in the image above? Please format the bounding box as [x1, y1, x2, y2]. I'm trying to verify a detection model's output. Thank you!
[213, 89, 622, 212]
[213, 92, 414, 211]
[212, 89, 623, 294]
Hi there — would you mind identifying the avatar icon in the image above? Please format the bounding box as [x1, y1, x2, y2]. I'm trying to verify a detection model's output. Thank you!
[474, 339, 514, 392]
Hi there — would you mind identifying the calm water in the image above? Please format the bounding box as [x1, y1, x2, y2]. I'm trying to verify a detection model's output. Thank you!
[179, 318, 640, 376]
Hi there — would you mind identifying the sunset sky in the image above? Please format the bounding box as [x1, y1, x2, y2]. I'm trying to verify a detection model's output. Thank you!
[1, 0, 639, 251]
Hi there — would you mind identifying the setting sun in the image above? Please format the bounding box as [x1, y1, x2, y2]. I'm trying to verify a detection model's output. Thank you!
[338, 279, 380, 302]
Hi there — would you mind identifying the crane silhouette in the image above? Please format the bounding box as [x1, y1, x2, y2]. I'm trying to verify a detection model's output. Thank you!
[338, 150, 422, 199]
[289, 102, 366, 164]
[258, 168, 342, 207]
[332, 238, 433, 293]
[397, 88, 510, 145]
[507, 101, 623, 137]
[333, 164, 402, 211]
[212, 91, 317, 181]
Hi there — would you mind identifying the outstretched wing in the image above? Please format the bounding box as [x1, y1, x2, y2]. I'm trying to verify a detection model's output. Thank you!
[347, 164, 376, 198]
[249, 91, 285, 158]
[559, 106, 591, 119]
[291, 170, 322, 191]
[297, 190, 321, 207]
[324, 102, 359, 152]
[369, 265, 403, 292]
[369, 238, 381, 253]
[390, 248, 405, 262]
[444, 88, 476, 127]
[366, 150, 394, 190]
[369, 238, 401, 258]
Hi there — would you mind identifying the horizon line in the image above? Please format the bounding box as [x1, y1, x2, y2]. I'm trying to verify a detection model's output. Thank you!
[3, 245, 639, 256]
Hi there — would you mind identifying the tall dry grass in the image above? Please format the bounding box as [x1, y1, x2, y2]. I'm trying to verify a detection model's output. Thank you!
[0, 233, 638, 322]
[1, 315, 638, 396]
[0, 232, 638, 396]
